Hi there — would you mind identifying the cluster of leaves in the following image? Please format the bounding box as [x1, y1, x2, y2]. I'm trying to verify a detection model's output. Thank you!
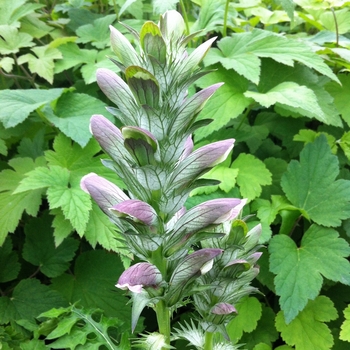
[0, 0, 350, 349]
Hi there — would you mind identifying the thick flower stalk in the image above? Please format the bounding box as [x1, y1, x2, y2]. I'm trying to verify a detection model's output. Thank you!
[80, 10, 261, 349]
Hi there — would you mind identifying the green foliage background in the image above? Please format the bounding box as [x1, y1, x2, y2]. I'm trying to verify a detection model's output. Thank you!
[0, 0, 350, 349]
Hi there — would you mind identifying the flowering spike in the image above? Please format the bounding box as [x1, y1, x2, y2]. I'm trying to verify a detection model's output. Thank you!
[159, 10, 186, 43]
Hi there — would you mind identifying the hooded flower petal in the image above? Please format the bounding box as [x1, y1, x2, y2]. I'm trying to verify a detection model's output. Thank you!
[110, 199, 158, 226]
[116, 262, 162, 293]
[80, 173, 129, 213]
[169, 139, 235, 190]
[178, 135, 193, 162]
[210, 303, 237, 315]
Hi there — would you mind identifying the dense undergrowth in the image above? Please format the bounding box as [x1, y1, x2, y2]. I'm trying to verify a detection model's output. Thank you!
[0, 0, 350, 349]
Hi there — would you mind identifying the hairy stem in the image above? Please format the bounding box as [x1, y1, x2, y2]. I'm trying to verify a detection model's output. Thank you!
[331, 7, 339, 47]
[155, 300, 171, 349]
[204, 331, 214, 350]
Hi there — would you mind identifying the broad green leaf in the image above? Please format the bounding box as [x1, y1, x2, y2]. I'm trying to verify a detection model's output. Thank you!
[20, 13, 53, 39]
[0, 88, 63, 128]
[326, 74, 350, 126]
[205, 29, 338, 84]
[0, 237, 20, 282]
[47, 186, 91, 236]
[269, 224, 350, 323]
[240, 305, 278, 349]
[85, 203, 129, 255]
[320, 8, 350, 34]
[0, 0, 43, 25]
[0, 157, 46, 246]
[281, 135, 350, 226]
[18, 45, 62, 84]
[152, 0, 179, 13]
[0, 138, 7, 156]
[20, 339, 47, 350]
[0, 278, 66, 324]
[340, 305, 350, 342]
[227, 296, 262, 342]
[275, 296, 338, 350]
[44, 92, 112, 147]
[339, 131, 350, 160]
[231, 153, 272, 201]
[22, 215, 79, 278]
[0, 25, 34, 54]
[76, 14, 116, 49]
[51, 208, 74, 247]
[293, 129, 337, 153]
[51, 250, 131, 326]
[276, 0, 295, 20]
[190, 165, 239, 195]
[245, 82, 325, 122]
[194, 66, 251, 140]
[0, 56, 14, 73]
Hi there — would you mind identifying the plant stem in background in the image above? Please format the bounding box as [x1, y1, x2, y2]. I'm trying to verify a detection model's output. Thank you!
[180, 0, 190, 35]
[204, 331, 214, 350]
[223, 0, 230, 37]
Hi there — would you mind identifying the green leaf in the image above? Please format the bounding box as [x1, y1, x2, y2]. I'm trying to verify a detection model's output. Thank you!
[205, 29, 338, 84]
[0, 278, 66, 324]
[275, 296, 338, 350]
[276, 0, 295, 20]
[0, 0, 43, 25]
[51, 208, 74, 247]
[190, 164, 239, 195]
[85, 203, 129, 255]
[0, 157, 46, 246]
[326, 74, 350, 126]
[76, 14, 116, 49]
[231, 153, 272, 201]
[281, 135, 350, 227]
[340, 131, 350, 161]
[18, 45, 62, 84]
[0, 237, 20, 282]
[240, 305, 278, 349]
[226, 296, 262, 342]
[22, 215, 79, 278]
[194, 66, 251, 141]
[50, 250, 131, 326]
[47, 186, 91, 236]
[152, 0, 179, 13]
[245, 82, 326, 122]
[0, 88, 64, 128]
[340, 305, 350, 342]
[320, 8, 350, 34]
[44, 92, 113, 147]
[0, 25, 34, 54]
[269, 224, 350, 323]
[20, 339, 47, 350]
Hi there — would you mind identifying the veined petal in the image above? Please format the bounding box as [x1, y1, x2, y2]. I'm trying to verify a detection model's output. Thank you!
[80, 173, 129, 212]
[90, 114, 134, 164]
[110, 199, 158, 226]
[210, 303, 237, 315]
[116, 262, 162, 293]
[169, 139, 235, 190]
[160, 10, 186, 43]
[179, 135, 194, 161]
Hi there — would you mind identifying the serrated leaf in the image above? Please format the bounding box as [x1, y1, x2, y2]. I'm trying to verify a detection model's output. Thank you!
[226, 296, 262, 342]
[194, 66, 251, 141]
[205, 29, 338, 84]
[51, 208, 74, 247]
[0, 278, 66, 324]
[76, 14, 116, 49]
[245, 82, 325, 122]
[276, 296, 338, 350]
[0, 237, 20, 282]
[18, 45, 62, 84]
[0, 88, 64, 128]
[231, 153, 272, 201]
[0, 0, 43, 25]
[281, 135, 350, 226]
[269, 224, 350, 323]
[240, 305, 278, 349]
[44, 92, 112, 147]
[0, 157, 46, 245]
[0, 25, 34, 54]
[47, 186, 91, 236]
[23, 215, 79, 278]
[50, 250, 131, 326]
[152, 0, 179, 13]
[340, 305, 350, 342]
[326, 74, 350, 126]
[85, 203, 128, 254]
